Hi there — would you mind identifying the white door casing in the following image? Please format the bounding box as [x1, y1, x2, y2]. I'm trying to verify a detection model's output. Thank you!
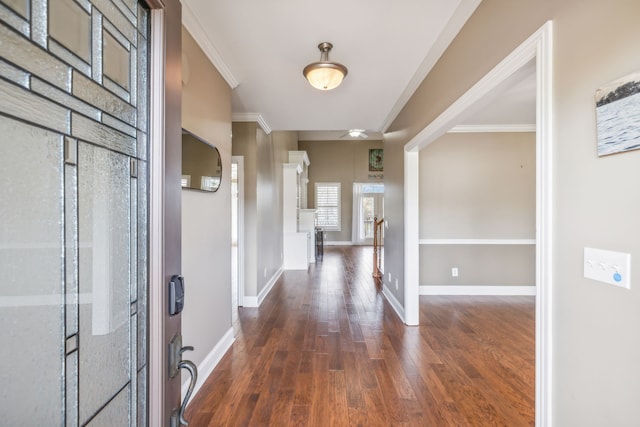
[402, 21, 554, 427]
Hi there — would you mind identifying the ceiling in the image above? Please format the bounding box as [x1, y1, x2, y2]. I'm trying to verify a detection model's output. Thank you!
[181, 0, 484, 136]
[454, 59, 537, 130]
[181, 0, 536, 139]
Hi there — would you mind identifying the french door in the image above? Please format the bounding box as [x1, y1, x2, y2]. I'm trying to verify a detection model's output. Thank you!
[352, 183, 384, 245]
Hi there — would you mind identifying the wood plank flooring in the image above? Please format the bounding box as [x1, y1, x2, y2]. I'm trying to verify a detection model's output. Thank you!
[186, 246, 535, 426]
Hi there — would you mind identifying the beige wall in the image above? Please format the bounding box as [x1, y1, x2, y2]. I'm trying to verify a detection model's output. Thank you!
[419, 132, 535, 286]
[180, 27, 232, 371]
[420, 133, 535, 239]
[385, 0, 640, 424]
[232, 124, 297, 298]
[299, 139, 383, 242]
[258, 131, 298, 290]
[231, 122, 258, 297]
[420, 245, 535, 286]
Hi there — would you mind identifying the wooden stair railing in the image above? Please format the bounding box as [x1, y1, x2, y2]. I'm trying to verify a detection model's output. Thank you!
[372, 216, 384, 278]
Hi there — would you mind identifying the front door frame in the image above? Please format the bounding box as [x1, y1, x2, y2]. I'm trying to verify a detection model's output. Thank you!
[148, 7, 165, 425]
[148, 1, 183, 425]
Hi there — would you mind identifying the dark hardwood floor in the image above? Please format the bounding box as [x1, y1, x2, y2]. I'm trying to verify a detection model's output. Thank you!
[186, 246, 535, 426]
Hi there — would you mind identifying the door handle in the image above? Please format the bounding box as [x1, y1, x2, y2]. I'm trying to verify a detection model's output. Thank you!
[177, 358, 198, 426]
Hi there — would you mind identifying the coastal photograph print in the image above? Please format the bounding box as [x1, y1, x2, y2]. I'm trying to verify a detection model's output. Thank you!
[595, 71, 640, 156]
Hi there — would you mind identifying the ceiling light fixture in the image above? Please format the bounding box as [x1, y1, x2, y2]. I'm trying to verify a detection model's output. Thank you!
[348, 129, 366, 138]
[303, 42, 348, 91]
[340, 129, 369, 139]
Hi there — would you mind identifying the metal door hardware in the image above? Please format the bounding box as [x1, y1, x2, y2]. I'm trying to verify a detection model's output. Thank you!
[177, 359, 198, 425]
[168, 275, 185, 316]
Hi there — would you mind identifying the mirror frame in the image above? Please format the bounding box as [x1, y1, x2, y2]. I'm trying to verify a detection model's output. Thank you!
[181, 128, 222, 193]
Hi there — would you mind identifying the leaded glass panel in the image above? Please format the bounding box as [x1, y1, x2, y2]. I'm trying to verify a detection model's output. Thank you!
[0, 0, 150, 424]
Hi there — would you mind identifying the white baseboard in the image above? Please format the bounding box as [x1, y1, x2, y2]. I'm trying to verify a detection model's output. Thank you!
[258, 266, 283, 306]
[182, 327, 235, 405]
[382, 284, 406, 323]
[242, 266, 284, 308]
[419, 285, 536, 296]
[243, 295, 258, 307]
[324, 241, 353, 246]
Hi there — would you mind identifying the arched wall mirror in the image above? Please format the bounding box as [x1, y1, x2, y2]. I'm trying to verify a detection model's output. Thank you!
[181, 129, 222, 192]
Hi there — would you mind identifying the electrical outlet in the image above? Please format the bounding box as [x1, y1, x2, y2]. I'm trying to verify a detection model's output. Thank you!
[264, 267, 267, 278]
[388, 273, 391, 282]
[395, 278, 399, 290]
[451, 267, 459, 277]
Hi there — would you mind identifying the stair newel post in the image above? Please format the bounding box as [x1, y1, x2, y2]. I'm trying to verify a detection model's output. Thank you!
[373, 216, 383, 278]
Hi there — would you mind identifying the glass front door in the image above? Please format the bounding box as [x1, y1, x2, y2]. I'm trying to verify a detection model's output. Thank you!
[0, 0, 150, 424]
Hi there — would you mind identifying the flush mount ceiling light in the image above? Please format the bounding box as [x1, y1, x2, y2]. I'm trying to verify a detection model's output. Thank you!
[303, 42, 348, 91]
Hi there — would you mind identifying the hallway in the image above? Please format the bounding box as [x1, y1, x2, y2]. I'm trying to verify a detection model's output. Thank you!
[186, 246, 535, 426]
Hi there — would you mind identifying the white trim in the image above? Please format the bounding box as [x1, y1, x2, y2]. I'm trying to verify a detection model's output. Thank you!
[242, 266, 283, 308]
[288, 151, 310, 168]
[323, 241, 353, 246]
[448, 124, 536, 133]
[148, 10, 165, 427]
[402, 21, 554, 427]
[404, 25, 547, 153]
[420, 285, 536, 296]
[231, 113, 272, 135]
[382, 284, 406, 323]
[283, 162, 302, 174]
[182, 328, 235, 406]
[404, 150, 420, 326]
[232, 156, 245, 307]
[258, 266, 283, 305]
[181, 2, 239, 89]
[535, 21, 554, 427]
[242, 296, 259, 308]
[420, 238, 536, 245]
[380, 0, 482, 132]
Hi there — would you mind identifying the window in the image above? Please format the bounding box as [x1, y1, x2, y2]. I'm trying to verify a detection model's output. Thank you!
[315, 182, 341, 230]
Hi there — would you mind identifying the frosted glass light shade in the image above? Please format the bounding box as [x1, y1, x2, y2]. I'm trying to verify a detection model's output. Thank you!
[303, 42, 348, 90]
[304, 64, 347, 90]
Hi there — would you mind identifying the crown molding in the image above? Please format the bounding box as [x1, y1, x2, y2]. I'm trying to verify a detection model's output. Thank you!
[182, 2, 239, 89]
[405, 21, 545, 152]
[232, 113, 272, 135]
[448, 124, 536, 133]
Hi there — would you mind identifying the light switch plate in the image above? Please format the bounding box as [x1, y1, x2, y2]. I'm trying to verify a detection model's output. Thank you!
[583, 247, 631, 289]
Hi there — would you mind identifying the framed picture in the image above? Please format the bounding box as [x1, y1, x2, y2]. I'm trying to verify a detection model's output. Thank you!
[369, 149, 383, 171]
[595, 71, 640, 156]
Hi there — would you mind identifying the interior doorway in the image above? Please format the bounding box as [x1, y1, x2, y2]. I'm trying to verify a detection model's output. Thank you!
[231, 156, 245, 322]
[402, 22, 553, 424]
